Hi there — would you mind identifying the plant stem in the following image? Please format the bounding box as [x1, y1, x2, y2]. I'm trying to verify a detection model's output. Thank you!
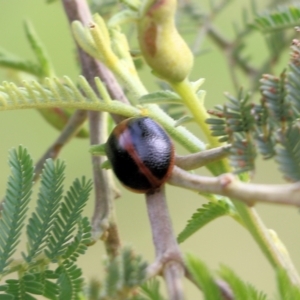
[64, 0, 300, 285]
[235, 202, 300, 285]
[88, 111, 121, 256]
[169, 167, 300, 207]
[169, 77, 300, 283]
[146, 187, 185, 300]
[172, 79, 220, 148]
[62, 0, 122, 256]
[175, 145, 230, 170]
[171, 78, 230, 175]
[169, 167, 300, 284]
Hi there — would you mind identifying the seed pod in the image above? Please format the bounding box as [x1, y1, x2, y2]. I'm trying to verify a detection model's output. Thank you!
[105, 117, 175, 193]
[138, 0, 193, 82]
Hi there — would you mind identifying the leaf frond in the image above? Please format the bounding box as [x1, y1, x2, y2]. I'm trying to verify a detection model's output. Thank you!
[277, 268, 300, 299]
[100, 247, 148, 299]
[0, 274, 45, 300]
[45, 177, 92, 260]
[0, 47, 42, 77]
[56, 263, 83, 300]
[62, 216, 92, 263]
[259, 71, 294, 124]
[177, 200, 232, 243]
[139, 279, 166, 300]
[23, 20, 54, 77]
[0, 76, 139, 117]
[275, 124, 300, 181]
[286, 38, 300, 112]
[252, 4, 300, 33]
[24, 159, 66, 263]
[184, 253, 222, 300]
[138, 90, 182, 105]
[0, 146, 34, 273]
[207, 91, 257, 173]
[219, 265, 268, 300]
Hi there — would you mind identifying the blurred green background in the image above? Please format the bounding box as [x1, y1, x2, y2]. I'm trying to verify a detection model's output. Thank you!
[0, 0, 299, 298]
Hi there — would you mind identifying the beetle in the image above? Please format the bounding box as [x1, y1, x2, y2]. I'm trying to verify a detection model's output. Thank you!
[105, 117, 175, 193]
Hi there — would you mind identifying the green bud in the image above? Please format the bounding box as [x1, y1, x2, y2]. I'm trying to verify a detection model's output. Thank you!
[138, 0, 193, 82]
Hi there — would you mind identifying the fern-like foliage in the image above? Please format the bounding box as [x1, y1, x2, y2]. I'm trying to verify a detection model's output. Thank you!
[275, 125, 300, 181]
[0, 47, 42, 77]
[205, 35, 300, 179]
[1, 275, 44, 300]
[23, 159, 65, 263]
[185, 253, 223, 300]
[99, 247, 148, 299]
[219, 265, 268, 300]
[185, 254, 270, 300]
[0, 146, 34, 274]
[62, 216, 92, 263]
[0, 146, 93, 300]
[177, 200, 234, 243]
[0, 76, 139, 117]
[206, 91, 257, 173]
[253, 4, 300, 33]
[0, 20, 53, 78]
[45, 177, 92, 260]
[57, 263, 84, 300]
[139, 279, 166, 300]
[23, 20, 54, 78]
[277, 268, 300, 299]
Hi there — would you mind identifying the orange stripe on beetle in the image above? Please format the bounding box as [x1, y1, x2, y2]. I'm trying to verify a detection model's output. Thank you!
[105, 117, 174, 193]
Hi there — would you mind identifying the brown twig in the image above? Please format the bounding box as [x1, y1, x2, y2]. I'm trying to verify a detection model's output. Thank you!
[88, 111, 119, 251]
[61, 0, 130, 123]
[169, 166, 300, 207]
[146, 187, 185, 300]
[61, 0, 126, 256]
[175, 145, 230, 170]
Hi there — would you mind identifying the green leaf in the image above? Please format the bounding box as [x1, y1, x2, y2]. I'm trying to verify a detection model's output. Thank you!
[1, 275, 44, 300]
[139, 90, 182, 105]
[108, 9, 139, 27]
[174, 115, 194, 127]
[177, 200, 231, 243]
[190, 78, 205, 92]
[100, 247, 148, 299]
[120, 0, 140, 11]
[101, 160, 112, 170]
[0, 146, 34, 273]
[23, 20, 54, 77]
[252, 5, 300, 33]
[24, 159, 65, 263]
[185, 253, 222, 300]
[0, 76, 139, 118]
[89, 143, 107, 156]
[275, 125, 300, 181]
[277, 268, 300, 299]
[45, 177, 92, 260]
[62, 216, 92, 263]
[56, 263, 83, 300]
[0, 47, 42, 77]
[121, 247, 147, 288]
[140, 279, 166, 300]
[208, 90, 257, 173]
[0, 294, 13, 299]
[259, 71, 293, 124]
[34, 270, 59, 299]
[219, 265, 268, 300]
